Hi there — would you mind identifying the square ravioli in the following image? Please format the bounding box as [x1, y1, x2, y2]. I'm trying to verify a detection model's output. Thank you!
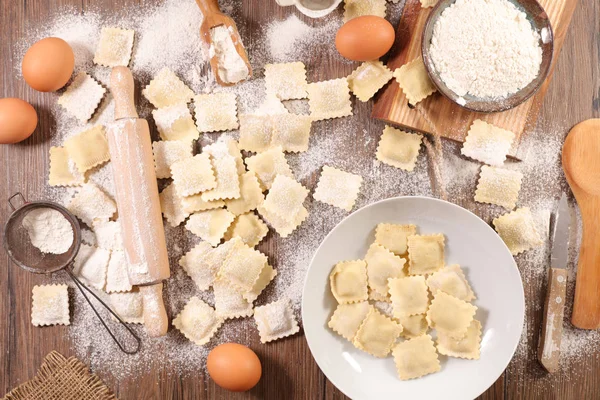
[64, 125, 110, 173]
[239, 114, 274, 153]
[32, 284, 70, 326]
[343, 0, 387, 22]
[263, 175, 309, 222]
[328, 301, 371, 342]
[461, 119, 516, 166]
[427, 292, 477, 339]
[72, 244, 110, 290]
[94, 27, 135, 67]
[265, 62, 308, 100]
[376, 125, 423, 171]
[201, 139, 242, 201]
[218, 238, 268, 291]
[170, 153, 216, 196]
[399, 314, 429, 339]
[257, 203, 307, 238]
[407, 234, 445, 275]
[254, 298, 300, 343]
[142, 67, 194, 108]
[48, 146, 85, 187]
[271, 113, 312, 153]
[426, 264, 475, 302]
[152, 140, 193, 179]
[244, 263, 277, 303]
[364, 243, 406, 298]
[68, 184, 116, 227]
[58, 72, 106, 122]
[91, 220, 122, 250]
[493, 207, 543, 255]
[224, 172, 264, 216]
[152, 104, 200, 142]
[105, 250, 132, 293]
[393, 56, 437, 106]
[313, 166, 363, 211]
[213, 279, 254, 319]
[159, 183, 191, 227]
[245, 146, 294, 191]
[185, 208, 235, 246]
[388, 276, 430, 317]
[437, 319, 482, 359]
[173, 296, 223, 345]
[109, 291, 143, 324]
[374, 223, 417, 255]
[347, 61, 393, 102]
[392, 335, 440, 380]
[353, 307, 402, 357]
[179, 241, 218, 290]
[194, 92, 239, 133]
[307, 78, 353, 121]
[475, 165, 523, 210]
[224, 213, 269, 248]
[329, 260, 369, 304]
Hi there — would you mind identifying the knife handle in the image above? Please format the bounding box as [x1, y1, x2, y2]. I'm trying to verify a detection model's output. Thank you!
[111, 66, 138, 120]
[538, 268, 567, 373]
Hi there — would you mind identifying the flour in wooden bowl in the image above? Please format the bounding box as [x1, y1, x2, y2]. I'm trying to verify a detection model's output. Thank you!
[429, 0, 543, 99]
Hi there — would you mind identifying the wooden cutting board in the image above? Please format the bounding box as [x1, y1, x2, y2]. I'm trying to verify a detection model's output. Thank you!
[372, 0, 579, 160]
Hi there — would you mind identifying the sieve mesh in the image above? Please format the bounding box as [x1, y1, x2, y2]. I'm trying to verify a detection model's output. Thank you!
[3, 201, 82, 274]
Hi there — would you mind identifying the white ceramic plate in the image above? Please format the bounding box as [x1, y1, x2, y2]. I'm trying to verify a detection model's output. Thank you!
[302, 196, 524, 400]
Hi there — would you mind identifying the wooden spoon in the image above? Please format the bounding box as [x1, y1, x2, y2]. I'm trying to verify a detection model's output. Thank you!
[562, 119, 600, 329]
[195, 0, 252, 86]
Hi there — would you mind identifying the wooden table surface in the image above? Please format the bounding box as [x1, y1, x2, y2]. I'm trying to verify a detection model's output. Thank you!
[1, 1, 599, 399]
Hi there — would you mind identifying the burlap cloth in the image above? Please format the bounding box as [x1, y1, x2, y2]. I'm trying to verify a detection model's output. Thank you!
[2, 351, 116, 400]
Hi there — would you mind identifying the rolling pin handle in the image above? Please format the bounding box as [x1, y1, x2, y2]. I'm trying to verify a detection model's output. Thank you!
[110, 66, 139, 120]
[139, 284, 169, 337]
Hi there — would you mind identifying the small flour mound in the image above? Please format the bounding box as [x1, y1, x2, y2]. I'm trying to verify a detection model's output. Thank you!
[22, 208, 74, 254]
[429, 0, 543, 98]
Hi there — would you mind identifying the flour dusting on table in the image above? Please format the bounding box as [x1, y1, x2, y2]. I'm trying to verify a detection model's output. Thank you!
[14, 0, 596, 381]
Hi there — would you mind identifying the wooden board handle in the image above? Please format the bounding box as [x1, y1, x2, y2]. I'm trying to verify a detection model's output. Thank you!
[140, 284, 168, 337]
[538, 268, 567, 372]
[571, 196, 600, 328]
[111, 66, 138, 120]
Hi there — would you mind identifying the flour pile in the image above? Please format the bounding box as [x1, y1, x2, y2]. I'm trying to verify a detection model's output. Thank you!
[429, 0, 543, 98]
[22, 208, 74, 254]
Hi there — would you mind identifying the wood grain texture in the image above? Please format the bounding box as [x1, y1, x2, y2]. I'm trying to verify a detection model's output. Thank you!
[538, 268, 567, 372]
[372, 0, 579, 160]
[1, 0, 599, 399]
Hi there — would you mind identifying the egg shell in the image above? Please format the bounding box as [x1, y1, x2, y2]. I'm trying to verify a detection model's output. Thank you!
[207, 343, 262, 392]
[335, 16, 395, 61]
[22, 37, 75, 92]
[0, 98, 38, 144]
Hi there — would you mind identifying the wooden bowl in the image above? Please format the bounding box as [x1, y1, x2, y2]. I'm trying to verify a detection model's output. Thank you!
[421, 0, 554, 113]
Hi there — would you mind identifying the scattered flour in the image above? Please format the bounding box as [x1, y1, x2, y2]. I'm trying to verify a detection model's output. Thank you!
[12, 0, 595, 385]
[21, 208, 74, 254]
[430, 0, 543, 98]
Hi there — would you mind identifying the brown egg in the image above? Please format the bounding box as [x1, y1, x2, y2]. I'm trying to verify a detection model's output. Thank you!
[0, 98, 38, 144]
[22, 37, 74, 92]
[207, 343, 262, 392]
[335, 16, 396, 61]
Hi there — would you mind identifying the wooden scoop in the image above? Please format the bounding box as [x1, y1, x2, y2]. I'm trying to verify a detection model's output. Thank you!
[195, 0, 252, 86]
[562, 119, 600, 329]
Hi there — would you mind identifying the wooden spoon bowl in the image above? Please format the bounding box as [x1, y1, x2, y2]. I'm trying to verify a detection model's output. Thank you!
[562, 119, 600, 329]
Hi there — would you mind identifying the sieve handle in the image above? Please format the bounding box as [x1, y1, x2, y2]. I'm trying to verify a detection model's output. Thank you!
[66, 269, 141, 354]
[8, 192, 27, 211]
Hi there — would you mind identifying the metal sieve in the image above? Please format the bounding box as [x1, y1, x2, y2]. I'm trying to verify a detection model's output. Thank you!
[3, 193, 141, 354]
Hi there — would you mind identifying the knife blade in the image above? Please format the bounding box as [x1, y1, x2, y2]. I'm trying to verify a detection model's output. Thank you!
[538, 193, 570, 373]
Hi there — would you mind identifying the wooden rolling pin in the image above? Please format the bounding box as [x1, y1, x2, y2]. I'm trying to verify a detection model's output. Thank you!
[563, 119, 600, 329]
[106, 66, 170, 337]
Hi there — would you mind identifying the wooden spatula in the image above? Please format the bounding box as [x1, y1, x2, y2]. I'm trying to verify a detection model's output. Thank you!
[195, 0, 252, 86]
[562, 119, 600, 329]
